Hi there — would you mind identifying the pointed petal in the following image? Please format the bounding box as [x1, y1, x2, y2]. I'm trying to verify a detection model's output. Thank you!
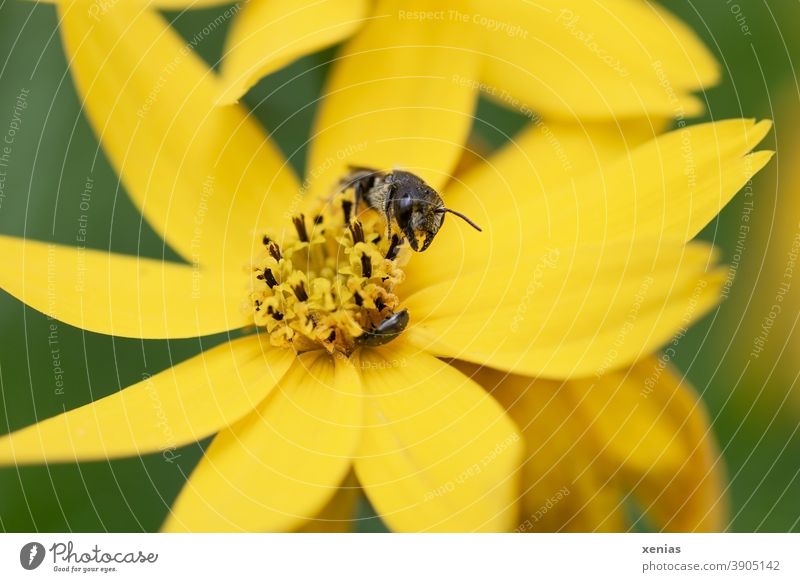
[405, 240, 725, 379]
[163, 351, 361, 532]
[406, 119, 772, 292]
[217, 0, 369, 105]
[404, 119, 663, 293]
[0, 336, 293, 464]
[0, 235, 247, 338]
[468, 364, 627, 532]
[476, 0, 719, 119]
[354, 342, 521, 532]
[557, 119, 773, 243]
[566, 358, 727, 531]
[58, 1, 299, 270]
[307, 0, 480, 195]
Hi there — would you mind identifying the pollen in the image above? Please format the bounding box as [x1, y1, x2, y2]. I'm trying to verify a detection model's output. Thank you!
[248, 194, 410, 354]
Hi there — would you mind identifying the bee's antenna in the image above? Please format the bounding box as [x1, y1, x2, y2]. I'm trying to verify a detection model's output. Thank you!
[437, 207, 483, 232]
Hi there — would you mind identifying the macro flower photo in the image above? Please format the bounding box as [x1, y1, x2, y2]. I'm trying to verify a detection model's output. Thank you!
[0, 0, 798, 550]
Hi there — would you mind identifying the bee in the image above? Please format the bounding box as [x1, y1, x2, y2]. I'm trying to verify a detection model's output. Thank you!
[339, 166, 482, 252]
[340, 167, 480, 347]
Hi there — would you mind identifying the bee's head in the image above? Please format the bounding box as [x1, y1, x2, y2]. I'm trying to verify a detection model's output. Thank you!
[389, 172, 445, 252]
[388, 170, 483, 252]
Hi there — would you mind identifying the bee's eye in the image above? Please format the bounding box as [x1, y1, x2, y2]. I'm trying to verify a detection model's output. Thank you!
[394, 194, 414, 226]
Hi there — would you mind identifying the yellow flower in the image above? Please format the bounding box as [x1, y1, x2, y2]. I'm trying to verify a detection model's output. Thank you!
[0, 1, 772, 533]
[215, 0, 719, 120]
[466, 359, 729, 531]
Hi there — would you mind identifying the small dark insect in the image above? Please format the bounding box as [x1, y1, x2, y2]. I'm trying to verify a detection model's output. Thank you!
[339, 166, 482, 252]
[357, 308, 410, 347]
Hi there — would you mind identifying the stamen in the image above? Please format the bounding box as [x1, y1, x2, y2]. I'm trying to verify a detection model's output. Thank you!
[313, 214, 324, 225]
[268, 243, 282, 261]
[349, 220, 365, 244]
[292, 214, 309, 242]
[262, 235, 271, 246]
[360, 253, 372, 278]
[263, 268, 278, 288]
[294, 283, 309, 302]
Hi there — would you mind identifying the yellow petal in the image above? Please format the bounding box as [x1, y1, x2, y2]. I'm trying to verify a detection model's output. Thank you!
[58, 1, 299, 271]
[404, 119, 663, 293]
[559, 119, 773, 243]
[354, 341, 522, 532]
[476, 0, 719, 119]
[307, 0, 479, 195]
[566, 358, 727, 531]
[218, 0, 369, 105]
[163, 351, 361, 532]
[406, 119, 772, 293]
[0, 235, 247, 338]
[472, 364, 628, 532]
[0, 336, 293, 464]
[405, 240, 725, 379]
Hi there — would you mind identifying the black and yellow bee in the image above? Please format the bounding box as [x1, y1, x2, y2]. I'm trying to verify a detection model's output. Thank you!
[339, 166, 482, 252]
[339, 166, 482, 346]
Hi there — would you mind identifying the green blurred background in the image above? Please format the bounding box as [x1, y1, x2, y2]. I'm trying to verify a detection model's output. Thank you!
[0, 1, 798, 532]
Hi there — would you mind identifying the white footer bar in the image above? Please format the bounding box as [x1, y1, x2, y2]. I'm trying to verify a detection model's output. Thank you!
[1, 533, 796, 581]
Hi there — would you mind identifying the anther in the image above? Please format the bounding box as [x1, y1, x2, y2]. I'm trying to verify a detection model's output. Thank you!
[353, 292, 363, 307]
[268, 243, 282, 261]
[313, 214, 324, 225]
[292, 214, 309, 242]
[263, 268, 278, 288]
[272, 310, 285, 321]
[262, 234, 271, 246]
[360, 253, 372, 279]
[294, 283, 309, 302]
[349, 220, 365, 244]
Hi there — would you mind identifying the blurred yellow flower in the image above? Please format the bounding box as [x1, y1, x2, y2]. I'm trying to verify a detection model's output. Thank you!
[0, 1, 772, 532]
[467, 358, 729, 531]
[216, 0, 719, 118]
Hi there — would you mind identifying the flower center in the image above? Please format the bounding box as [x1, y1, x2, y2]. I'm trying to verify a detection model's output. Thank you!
[248, 192, 410, 355]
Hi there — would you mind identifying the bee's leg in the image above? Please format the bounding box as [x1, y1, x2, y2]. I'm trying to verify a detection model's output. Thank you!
[348, 180, 375, 223]
[336, 172, 364, 223]
[352, 180, 367, 212]
[339, 168, 381, 198]
[338, 169, 381, 223]
[386, 233, 403, 260]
